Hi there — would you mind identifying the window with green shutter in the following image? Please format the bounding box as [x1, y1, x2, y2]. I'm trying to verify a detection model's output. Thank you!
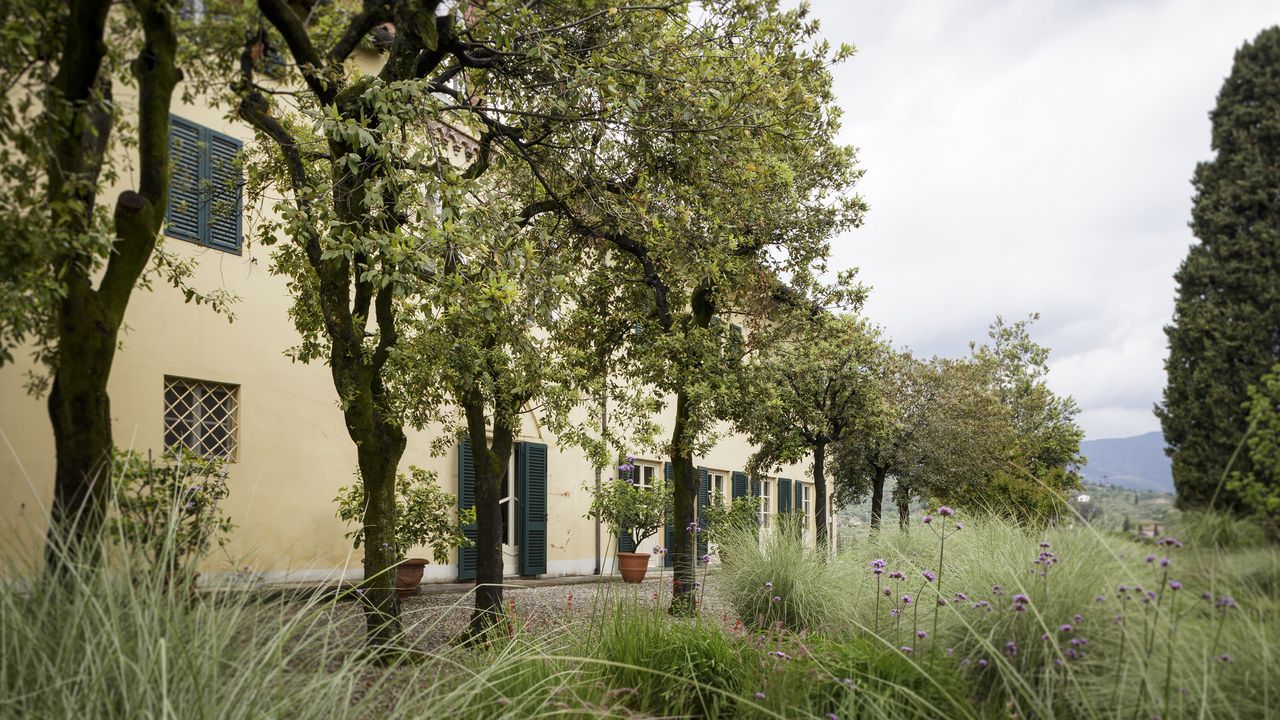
[663, 461, 674, 567]
[166, 115, 243, 254]
[516, 442, 548, 577]
[456, 438, 477, 582]
[731, 471, 748, 499]
[777, 478, 792, 513]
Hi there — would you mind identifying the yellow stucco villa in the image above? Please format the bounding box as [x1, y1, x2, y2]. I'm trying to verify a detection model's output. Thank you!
[0, 94, 832, 586]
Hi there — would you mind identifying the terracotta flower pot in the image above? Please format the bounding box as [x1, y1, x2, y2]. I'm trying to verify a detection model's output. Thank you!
[395, 558, 428, 598]
[617, 551, 652, 584]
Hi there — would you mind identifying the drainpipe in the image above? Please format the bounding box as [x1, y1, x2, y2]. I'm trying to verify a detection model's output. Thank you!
[593, 361, 608, 575]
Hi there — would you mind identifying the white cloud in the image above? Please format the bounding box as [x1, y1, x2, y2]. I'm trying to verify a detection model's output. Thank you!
[804, 0, 1278, 439]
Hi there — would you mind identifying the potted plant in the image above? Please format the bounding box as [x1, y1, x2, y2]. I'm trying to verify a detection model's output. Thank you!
[586, 458, 670, 583]
[335, 466, 474, 598]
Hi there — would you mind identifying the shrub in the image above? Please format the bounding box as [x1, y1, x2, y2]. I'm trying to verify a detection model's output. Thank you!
[109, 448, 235, 580]
[335, 465, 473, 563]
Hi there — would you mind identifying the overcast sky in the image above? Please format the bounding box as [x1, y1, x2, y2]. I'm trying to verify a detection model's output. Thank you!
[801, 0, 1279, 441]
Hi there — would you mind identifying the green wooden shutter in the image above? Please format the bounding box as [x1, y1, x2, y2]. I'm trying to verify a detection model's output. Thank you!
[696, 466, 709, 562]
[731, 471, 748, 499]
[663, 461, 674, 567]
[165, 116, 242, 253]
[516, 442, 548, 577]
[795, 480, 805, 518]
[457, 438, 477, 581]
[165, 116, 202, 243]
[777, 478, 792, 513]
[206, 130, 243, 253]
[751, 476, 761, 497]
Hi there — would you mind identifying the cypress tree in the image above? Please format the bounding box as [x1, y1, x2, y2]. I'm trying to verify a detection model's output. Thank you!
[1157, 27, 1280, 512]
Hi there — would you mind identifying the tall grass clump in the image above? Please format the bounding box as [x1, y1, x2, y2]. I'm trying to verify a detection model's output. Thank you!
[716, 517, 860, 632]
[1172, 509, 1268, 550]
[842, 508, 1277, 719]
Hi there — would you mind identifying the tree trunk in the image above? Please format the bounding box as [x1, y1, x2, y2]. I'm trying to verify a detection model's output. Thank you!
[355, 432, 404, 649]
[43, 0, 178, 578]
[465, 395, 515, 635]
[814, 439, 829, 550]
[668, 387, 697, 616]
[667, 281, 714, 616]
[869, 465, 887, 533]
[896, 485, 911, 531]
[44, 288, 116, 573]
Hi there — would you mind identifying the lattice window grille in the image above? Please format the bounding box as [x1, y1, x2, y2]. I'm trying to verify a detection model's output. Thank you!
[163, 376, 239, 461]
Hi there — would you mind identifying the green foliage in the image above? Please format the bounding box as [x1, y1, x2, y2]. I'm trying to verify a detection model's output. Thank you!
[737, 314, 886, 473]
[335, 466, 472, 564]
[108, 448, 235, 578]
[701, 492, 762, 548]
[1173, 509, 1268, 550]
[1158, 27, 1280, 513]
[584, 466, 671, 550]
[1226, 363, 1280, 524]
[834, 316, 1083, 525]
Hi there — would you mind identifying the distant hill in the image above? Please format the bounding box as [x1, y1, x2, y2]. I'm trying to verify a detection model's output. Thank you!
[1079, 431, 1174, 495]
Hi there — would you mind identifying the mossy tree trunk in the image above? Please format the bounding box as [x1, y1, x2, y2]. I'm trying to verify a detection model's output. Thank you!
[669, 281, 714, 615]
[43, 0, 180, 576]
[463, 389, 516, 635]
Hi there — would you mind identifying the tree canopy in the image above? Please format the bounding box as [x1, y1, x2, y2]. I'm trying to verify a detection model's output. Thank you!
[1157, 26, 1280, 513]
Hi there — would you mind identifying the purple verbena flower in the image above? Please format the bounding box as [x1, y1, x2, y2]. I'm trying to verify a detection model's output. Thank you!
[922, 570, 937, 583]
[902, 595, 913, 605]
[917, 630, 928, 639]
[922, 515, 932, 524]
[900, 646, 914, 653]
[1169, 580, 1182, 591]
[1059, 624, 1073, 633]
[772, 596, 781, 603]
[1004, 641, 1018, 656]
[755, 691, 766, 700]
[1012, 593, 1030, 604]
[938, 506, 955, 517]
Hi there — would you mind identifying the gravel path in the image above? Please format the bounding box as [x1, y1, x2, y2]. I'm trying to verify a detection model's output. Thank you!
[319, 572, 738, 652]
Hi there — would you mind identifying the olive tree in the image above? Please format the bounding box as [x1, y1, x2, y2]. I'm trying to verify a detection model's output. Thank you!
[0, 0, 232, 574]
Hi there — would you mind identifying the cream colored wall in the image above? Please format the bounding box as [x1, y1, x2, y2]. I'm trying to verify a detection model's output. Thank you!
[0, 87, 821, 585]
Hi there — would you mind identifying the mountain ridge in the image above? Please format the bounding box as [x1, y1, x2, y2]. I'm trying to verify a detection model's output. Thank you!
[1078, 431, 1174, 494]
